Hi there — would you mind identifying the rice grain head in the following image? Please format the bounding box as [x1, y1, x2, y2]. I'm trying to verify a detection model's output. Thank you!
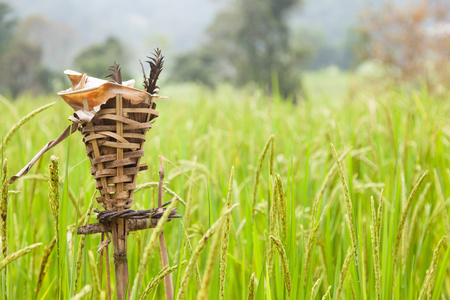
[139, 261, 187, 300]
[247, 272, 256, 300]
[0, 102, 55, 154]
[321, 285, 332, 300]
[393, 170, 429, 263]
[270, 235, 291, 296]
[330, 143, 358, 263]
[35, 236, 57, 299]
[0, 243, 42, 271]
[335, 247, 354, 300]
[252, 135, 274, 218]
[309, 277, 322, 300]
[48, 156, 60, 258]
[198, 225, 225, 300]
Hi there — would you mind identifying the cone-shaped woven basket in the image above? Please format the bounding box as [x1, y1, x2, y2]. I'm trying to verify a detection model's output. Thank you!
[81, 94, 158, 211]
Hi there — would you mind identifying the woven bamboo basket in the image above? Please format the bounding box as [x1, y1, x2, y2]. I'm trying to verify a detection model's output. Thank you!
[81, 94, 158, 211]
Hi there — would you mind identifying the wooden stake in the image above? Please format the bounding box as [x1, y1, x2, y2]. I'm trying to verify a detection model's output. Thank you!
[159, 156, 174, 300]
[111, 94, 129, 300]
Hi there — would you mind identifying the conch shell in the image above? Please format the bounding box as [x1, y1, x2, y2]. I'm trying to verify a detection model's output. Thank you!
[58, 70, 152, 111]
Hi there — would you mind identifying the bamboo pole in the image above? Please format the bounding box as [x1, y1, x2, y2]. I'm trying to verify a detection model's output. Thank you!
[111, 94, 129, 300]
[159, 157, 174, 300]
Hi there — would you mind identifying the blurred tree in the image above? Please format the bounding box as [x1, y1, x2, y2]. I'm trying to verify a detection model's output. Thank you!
[0, 3, 16, 57]
[73, 37, 131, 79]
[17, 14, 77, 70]
[172, 0, 308, 100]
[0, 8, 56, 97]
[359, 0, 450, 88]
[0, 37, 53, 97]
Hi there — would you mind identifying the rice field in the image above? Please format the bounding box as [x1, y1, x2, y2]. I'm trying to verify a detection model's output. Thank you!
[0, 78, 450, 299]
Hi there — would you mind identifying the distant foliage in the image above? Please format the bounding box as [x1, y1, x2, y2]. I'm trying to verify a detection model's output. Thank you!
[171, 0, 308, 100]
[0, 5, 62, 98]
[359, 0, 450, 88]
[73, 37, 131, 80]
[0, 3, 16, 57]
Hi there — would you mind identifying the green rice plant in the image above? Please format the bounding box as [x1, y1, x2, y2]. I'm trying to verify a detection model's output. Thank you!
[0, 102, 55, 154]
[0, 243, 42, 270]
[176, 204, 238, 300]
[1, 81, 450, 299]
[139, 261, 187, 300]
[219, 166, 234, 300]
[130, 198, 180, 299]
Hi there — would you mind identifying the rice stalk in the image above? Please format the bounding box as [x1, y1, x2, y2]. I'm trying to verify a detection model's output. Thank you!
[247, 273, 256, 300]
[69, 285, 92, 300]
[88, 250, 102, 296]
[418, 235, 446, 300]
[198, 224, 225, 300]
[181, 221, 201, 287]
[139, 261, 187, 300]
[321, 285, 332, 300]
[270, 235, 291, 296]
[219, 166, 234, 300]
[73, 191, 96, 295]
[1, 158, 8, 296]
[252, 135, 274, 218]
[0, 243, 42, 270]
[309, 277, 322, 300]
[408, 183, 430, 247]
[304, 207, 327, 285]
[393, 170, 429, 262]
[335, 247, 353, 299]
[184, 158, 197, 228]
[330, 143, 358, 263]
[34, 236, 57, 299]
[433, 169, 450, 237]
[130, 198, 179, 299]
[0, 102, 55, 154]
[135, 182, 187, 206]
[176, 204, 238, 300]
